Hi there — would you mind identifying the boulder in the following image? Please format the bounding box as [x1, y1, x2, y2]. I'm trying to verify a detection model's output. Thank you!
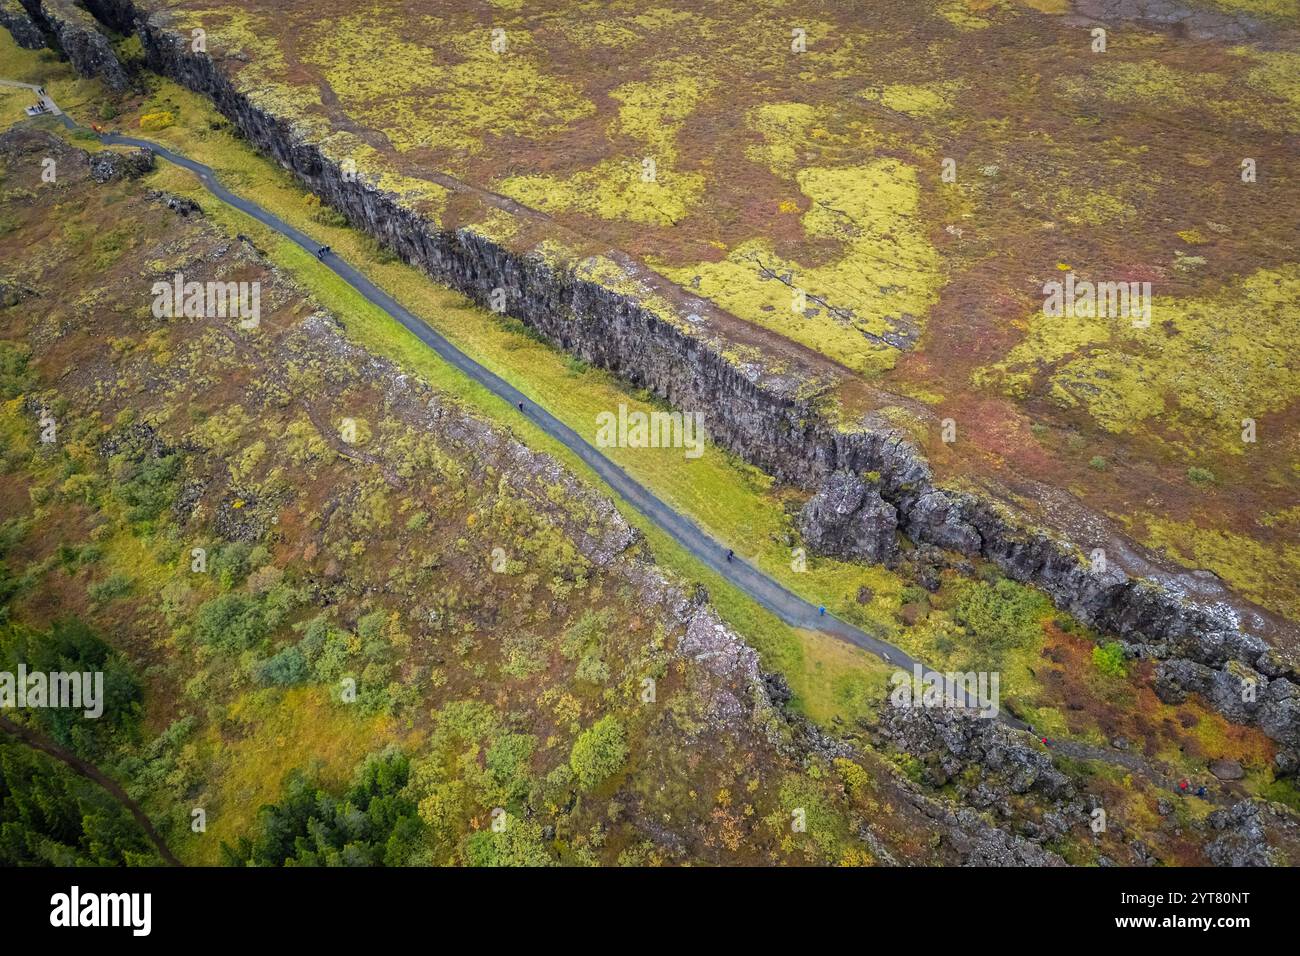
[1275, 749, 1298, 779]
[1204, 801, 1275, 867]
[906, 490, 981, 554]
[149, 190, 202, 217]
[799, 469, 898, 564]
[0, 276, 35, 308]
[1209, 758, 1244, 781]
[1259, 678, 1300, 750]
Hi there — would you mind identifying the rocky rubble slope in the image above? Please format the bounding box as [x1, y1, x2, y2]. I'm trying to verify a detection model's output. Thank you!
[874, 705, 1299, 866]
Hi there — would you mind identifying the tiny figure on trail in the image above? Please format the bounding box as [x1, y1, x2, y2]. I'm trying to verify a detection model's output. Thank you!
[818, 605, 826, 617]
[316, 246, 326, 260]
[1178, 779, 1189, 793]
[517, 401, 524, 412]
[726, 549, 734, 563]
[1196, 785, 1207, 798]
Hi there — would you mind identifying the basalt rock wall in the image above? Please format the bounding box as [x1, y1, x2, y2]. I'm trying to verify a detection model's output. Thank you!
[1, 0, 44, 48]
[18, 0, 128, 90]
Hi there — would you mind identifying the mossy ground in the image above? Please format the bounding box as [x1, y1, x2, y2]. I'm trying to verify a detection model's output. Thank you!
[4, 112, 946, 863]
[3, 13, 1295, 863]
[14, 23, 1280, 780]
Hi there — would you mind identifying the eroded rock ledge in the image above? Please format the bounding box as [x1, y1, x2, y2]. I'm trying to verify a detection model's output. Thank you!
[18, 0, 129, 90]
[10, 1, 1296, 744]
[0, 0, 43, 48]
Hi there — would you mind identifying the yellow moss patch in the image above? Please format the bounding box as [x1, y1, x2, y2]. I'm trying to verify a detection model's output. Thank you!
[977, 266, 1300, 453]
[498, 159, 704, 227]
[938, 0, 1005, 29]
[861, 82, 960, 118]
[1045, 184, 1143, 228]
[652, 160, 944, 375]
[608, 64, 713, 167]
[1142, 518, 1300, 622]
[302, 14, 595, 156]
[496, 63, 711, 226]
[745, 101, 820, 175]
[1238, 49, 1300, 128]
[1058, 61, 1228, 112]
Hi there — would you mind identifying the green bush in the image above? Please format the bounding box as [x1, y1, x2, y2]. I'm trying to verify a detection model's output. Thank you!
[211, 542, 270, 590]
[87, 572, 132, 604]
[193, 593, 266, 650]
[0, 342, 34, 400]
[898, 584, 929, 606]
[952, 577, 1049, 654]
[1092, 641, 1128, 678]
[574, 650, 610, 685]
[464, 816, 553, 867]
[57, 543, 101, 574]
[192, 584, 298, 652]
[569, 715, 627, 791]
[485, 732, 536, 804]
[255, 645, 309, 686]
[111, 450, 182, 526]
[561, 609, 611, 661]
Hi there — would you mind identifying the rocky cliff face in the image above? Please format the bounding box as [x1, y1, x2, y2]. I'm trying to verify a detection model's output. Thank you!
[0, 0, 44, 47]
[7, 1, 1297, 743]
[18, 0, 129, 90]
[1155, 658, 1300, 777]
